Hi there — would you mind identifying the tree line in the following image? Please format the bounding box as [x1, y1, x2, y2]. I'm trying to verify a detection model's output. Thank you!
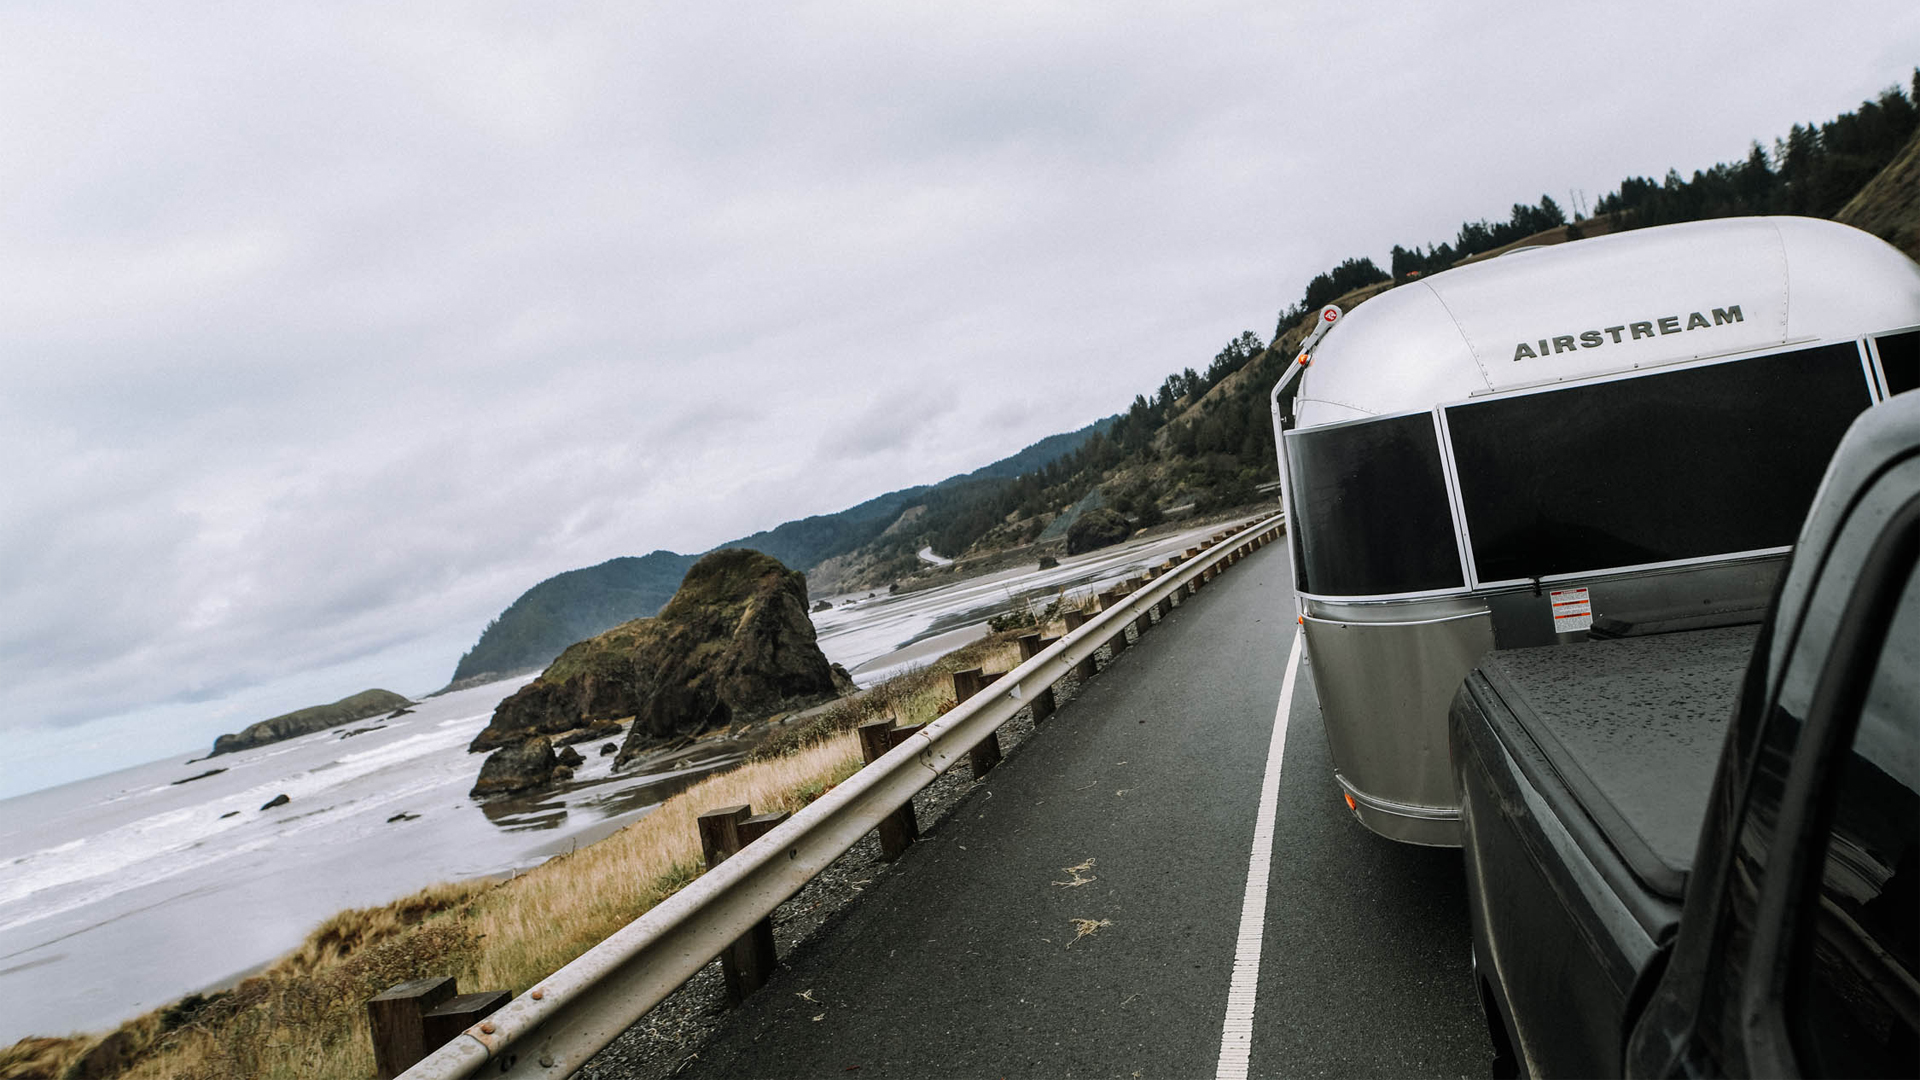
[1276, 70, 1918, 333]
[1593, 74, 1917, 226]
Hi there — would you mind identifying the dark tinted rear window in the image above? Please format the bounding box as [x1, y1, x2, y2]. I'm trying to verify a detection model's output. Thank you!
[1445, 343, 1872, 582]
[1286, 413, 1463, 596]
[1877, 329, 1918, 396]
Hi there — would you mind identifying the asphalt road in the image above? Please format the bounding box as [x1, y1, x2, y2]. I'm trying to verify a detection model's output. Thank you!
[680, 542, 1491, 1078]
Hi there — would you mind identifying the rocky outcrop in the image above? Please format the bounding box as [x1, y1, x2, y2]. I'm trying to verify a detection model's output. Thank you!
[468, 549, 845, 766]
[554, 718, 624, 746]
[209, 689, 414, 756]
[470, 737, 559, 797]
[1066, 508, 1133, 554]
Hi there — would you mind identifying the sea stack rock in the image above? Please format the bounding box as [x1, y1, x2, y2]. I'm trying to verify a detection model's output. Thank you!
[470, 737, 559, 798]
[468, 549, 844, 766]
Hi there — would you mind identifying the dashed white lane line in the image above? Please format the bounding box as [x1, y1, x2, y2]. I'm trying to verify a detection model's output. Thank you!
[1216, 626, 1303, 1080]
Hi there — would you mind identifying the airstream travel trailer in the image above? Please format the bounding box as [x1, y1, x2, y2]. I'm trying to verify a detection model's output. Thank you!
[1268, 216, 1920, 846]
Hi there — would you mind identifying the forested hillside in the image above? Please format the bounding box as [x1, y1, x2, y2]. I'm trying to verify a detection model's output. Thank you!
[451, 71, 1920, 688]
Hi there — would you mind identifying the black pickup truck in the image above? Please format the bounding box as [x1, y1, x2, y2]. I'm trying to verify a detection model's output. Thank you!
[1451, 391, 1919, 1077]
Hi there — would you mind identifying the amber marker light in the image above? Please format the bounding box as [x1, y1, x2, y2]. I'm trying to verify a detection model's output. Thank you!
[1343, 792, 1357, 812]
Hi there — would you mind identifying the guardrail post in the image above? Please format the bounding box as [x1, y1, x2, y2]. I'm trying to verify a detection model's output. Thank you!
[730, 810, 789, 999]
[697, 805, 749, 871]
[1098, 591, 1131, 654]
[952, 669, 1003, 776]
[698, 804, 781, 1003]
[1015, 634, 1056, 720]
[858, 720, 919, 858]
[422, 991, 512, 1057]
[1062, 610, 1097, 680]
[368, 976, 456, 1079]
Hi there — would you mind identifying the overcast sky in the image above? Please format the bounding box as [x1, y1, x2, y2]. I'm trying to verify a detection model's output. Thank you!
[2, 2, 1915, 798]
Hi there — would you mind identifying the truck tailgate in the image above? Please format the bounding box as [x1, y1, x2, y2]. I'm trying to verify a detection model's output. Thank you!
[1474, 624, 1759, 899]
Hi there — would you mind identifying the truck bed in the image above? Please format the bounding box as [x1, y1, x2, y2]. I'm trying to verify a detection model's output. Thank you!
[1473, 623, 1760, 899]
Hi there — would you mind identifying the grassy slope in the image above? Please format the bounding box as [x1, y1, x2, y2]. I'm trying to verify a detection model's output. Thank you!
[1836, 125, 1920, 261]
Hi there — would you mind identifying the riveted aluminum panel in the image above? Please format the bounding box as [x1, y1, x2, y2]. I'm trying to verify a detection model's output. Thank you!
[1292, 216, 1920, 430]
[1302, 604, 1495, 846]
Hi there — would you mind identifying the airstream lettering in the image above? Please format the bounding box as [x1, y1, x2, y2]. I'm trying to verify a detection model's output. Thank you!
[1509, 303, 1745, 359]
[1268, 216, 1920, 846]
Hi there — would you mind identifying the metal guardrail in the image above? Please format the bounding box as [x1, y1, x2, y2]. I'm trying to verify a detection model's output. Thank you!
[403, 512, 1284, 1079]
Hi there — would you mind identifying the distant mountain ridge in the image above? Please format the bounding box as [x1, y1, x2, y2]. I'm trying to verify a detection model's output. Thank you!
[447, 416, 1116, 685]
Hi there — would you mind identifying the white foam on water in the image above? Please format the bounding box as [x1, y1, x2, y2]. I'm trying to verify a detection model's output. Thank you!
[0, 719, 485, 935]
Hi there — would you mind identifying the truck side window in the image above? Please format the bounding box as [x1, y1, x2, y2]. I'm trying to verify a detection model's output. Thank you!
[1790, 558, 1920, 1076]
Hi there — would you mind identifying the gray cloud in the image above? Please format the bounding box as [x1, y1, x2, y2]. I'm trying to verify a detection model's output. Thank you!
[2, 1, 1916, 795]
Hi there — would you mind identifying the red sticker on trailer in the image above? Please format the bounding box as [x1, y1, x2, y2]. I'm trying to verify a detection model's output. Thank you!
[1551, 587, 1592, 633]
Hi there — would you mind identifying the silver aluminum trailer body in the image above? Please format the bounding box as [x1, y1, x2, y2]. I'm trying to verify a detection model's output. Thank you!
[1269, 216, 1920, 846]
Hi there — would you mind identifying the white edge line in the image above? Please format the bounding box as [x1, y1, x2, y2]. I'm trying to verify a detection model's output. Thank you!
[1215, 626, 1303, 1080]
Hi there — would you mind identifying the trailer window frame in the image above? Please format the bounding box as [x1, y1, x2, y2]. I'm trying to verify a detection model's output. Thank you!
[1441, 340, 1878, 591]
[1868, 325, 1919, 399]
[1283, 407, 1469, 600]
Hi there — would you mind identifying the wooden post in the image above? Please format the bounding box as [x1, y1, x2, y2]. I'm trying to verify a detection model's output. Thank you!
[730, 810, 789, 998]
[422, 991, 511, 1054]
[697, 805, 749, 870]
[951, 669, 1002, 776]
[1098, 591, 1130, 654]
[368, 976, 456, 1079]
[698, 804, 781, 1003]
[859, 720, 918, 858]
[1062, 609, 1098, 680]
[1015, 634, 1056, 720]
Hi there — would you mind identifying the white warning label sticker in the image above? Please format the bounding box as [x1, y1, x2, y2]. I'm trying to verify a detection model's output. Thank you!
[1551, 587, 1593, 634]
